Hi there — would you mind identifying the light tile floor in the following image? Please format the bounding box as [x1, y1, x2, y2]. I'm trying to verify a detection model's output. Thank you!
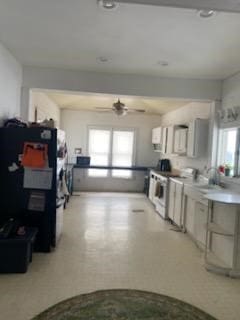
[1, 193, 240, 320]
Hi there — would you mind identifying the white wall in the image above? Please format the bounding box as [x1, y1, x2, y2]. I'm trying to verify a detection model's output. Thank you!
[29, 91, 60, 127]
[160, 102, 212, 173]
[219, 72, 240, 188]
[21, 66, 222, 121]
[0, 42, 22, 126]
[222, 72, 240, 110]
[221, 71, 240, 129]
[61, 109, 162, 192]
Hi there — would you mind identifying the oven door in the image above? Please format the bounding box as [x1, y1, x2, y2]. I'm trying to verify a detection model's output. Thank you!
[155, 201, 167, 219]
[154, 180, 167, 205]
[155, 181, 168, 219]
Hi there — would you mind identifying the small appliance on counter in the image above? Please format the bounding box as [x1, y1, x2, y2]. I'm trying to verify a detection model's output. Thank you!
[179, 167, 198, 181]
[76, 156, 91, 166]
[157, 159, 171, 172]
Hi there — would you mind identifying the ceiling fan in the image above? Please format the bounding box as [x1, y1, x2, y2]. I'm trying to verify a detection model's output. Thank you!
[95, 99, 146, 116]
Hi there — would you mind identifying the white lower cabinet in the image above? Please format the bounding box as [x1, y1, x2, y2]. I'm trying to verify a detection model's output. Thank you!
[184, 196, 195, 236]
[183, 186, 208, 249]
[168, 180, 175, 221]
[194, 201, 208, 248]
[203, 201, 240, 277]
[174, 183, 183, 226]
[206, 203, 236, 271]
[168, 179, 183, 227]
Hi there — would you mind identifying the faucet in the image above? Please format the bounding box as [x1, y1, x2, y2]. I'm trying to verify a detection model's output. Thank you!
[207, 167, 220, 186]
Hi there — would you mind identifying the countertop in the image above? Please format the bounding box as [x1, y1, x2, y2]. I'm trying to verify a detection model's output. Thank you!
[204, 192, 240, 204]
[151, 169, 181, 178]
[73, 165, 152, 171]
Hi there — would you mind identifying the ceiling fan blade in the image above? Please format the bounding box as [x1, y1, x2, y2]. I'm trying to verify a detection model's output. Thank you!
[95, 107, 112, 110]
[128, 109, 146, 113]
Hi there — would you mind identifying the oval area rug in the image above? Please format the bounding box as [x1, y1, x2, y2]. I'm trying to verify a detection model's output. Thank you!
[32, 289, 217, 320]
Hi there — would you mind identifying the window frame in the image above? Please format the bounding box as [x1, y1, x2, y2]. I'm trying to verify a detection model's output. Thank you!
[87, 126, 137, 179]
[217, 127, 240, 177]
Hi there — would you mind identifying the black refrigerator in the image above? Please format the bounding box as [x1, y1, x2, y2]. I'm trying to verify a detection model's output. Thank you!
[0, 127, 63, 252]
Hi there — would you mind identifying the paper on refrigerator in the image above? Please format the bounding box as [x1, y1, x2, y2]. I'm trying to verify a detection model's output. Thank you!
[23, 167, 53, 190]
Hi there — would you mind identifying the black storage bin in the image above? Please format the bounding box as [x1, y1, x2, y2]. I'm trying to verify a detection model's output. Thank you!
[0, 228, 38, 273]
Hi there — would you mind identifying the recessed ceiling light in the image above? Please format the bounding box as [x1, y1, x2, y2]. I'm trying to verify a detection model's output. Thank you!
[98, 0, 119, 10]
[157, 61, 169, 67]
[198, 9, 216, 18]
[97, 56, 109, 63]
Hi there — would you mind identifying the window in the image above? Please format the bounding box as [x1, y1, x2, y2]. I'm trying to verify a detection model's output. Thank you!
[88, 127, 135, 178]
[112, 130, 134, 178]
[88, 129, 111, 177]
[218, 128, 238, 176]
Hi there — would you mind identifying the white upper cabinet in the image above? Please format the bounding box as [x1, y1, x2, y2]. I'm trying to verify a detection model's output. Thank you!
[152, 127, 162, 144]
[160, 126, 174, 155]
[174, 127, 188, 155]
[152, 119, 208, 156]
[161, 127, 167, 154]
[166, 126, 174, 154]
[187, 119, 209, 158]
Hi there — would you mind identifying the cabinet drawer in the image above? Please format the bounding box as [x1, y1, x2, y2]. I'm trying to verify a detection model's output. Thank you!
[184, 185, 208, 206]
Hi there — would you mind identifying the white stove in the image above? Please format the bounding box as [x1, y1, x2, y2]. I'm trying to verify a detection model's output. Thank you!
[149, 168, 197, 220]
[149, 170, 169, 219]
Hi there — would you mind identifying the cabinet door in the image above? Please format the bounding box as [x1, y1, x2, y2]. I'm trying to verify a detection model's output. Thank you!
[194, 202, 208, 247]
[173, 183, 183, 227]
[185, 197, 195, 236]
[174, 130, 180, 153]
[152, 127, 162, 144]
[187, 121, 195, 157]
[179, 129, 188, 153]
[162, 127, 167, 154]
[166, 126, 174, 154]
[168, 180, 175, 220]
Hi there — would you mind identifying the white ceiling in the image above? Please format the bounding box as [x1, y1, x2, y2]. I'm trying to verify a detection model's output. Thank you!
[45, 91, 191, 115]
[118, 0, 240, 13]
[0, 0, 240, 79]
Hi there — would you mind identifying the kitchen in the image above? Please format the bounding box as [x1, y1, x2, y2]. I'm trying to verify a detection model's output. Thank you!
[2, 1, 240, 320]
[29, 85, 240, 281]
[149, 109, 240, 278]
[25, 60, 240, 280]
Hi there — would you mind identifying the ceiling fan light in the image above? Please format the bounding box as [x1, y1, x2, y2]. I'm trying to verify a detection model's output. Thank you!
[115, 108, 127, 116]
[198, 9, 216, 18]
[98, 0, 119, 10]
